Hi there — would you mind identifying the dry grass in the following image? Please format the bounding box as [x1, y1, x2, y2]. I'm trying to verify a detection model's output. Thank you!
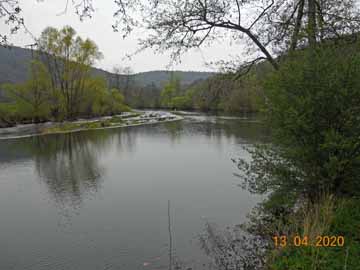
[302, 194, 336, 242]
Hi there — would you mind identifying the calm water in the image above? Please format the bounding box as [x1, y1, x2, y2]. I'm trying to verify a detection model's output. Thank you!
[0, 113, 265, 270]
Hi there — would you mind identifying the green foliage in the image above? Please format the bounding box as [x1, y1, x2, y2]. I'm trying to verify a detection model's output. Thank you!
[171, 96, 191, 110]
[1, 74, 130, 125]
[38, 26, 103, 119]
[107, 89, 130, 114]
[219, 73, 264, 113]
[3, 61, 52, 122]
[0, 102, 21, 125]
[83, 78, 130, 116]
[82, 77, 108, 116]
[240, 41, 360, 208]
[168, 72, 264, 112]
[160, 78, 177, 108]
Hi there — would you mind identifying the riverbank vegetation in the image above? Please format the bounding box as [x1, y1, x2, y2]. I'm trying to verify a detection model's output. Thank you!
[0, 26, 130, 127]
[158, 68, 266, 113]
[234, 38, 360, 269]
[115, 69, 265, 113]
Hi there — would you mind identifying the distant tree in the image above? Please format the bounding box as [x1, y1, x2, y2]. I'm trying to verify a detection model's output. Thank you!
[160, 83, 175, 108]
[83, 77, 129, 116]
[37, 26, 103, 119]
[121, 66, 133, 92]
[112, 66, 122, 90]
[82, 76, 109, 116]
[3, 60, 51, 122]
[0, 103, 18, 126]
[130, 82, 162, 109]
[161, 76, 181, 108]
[108, 89, 129, 113]
[110, 66, 133, 102]
[171, 96, 192, 110]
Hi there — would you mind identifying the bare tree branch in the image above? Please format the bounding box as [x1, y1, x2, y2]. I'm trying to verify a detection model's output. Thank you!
[248, 0, 275, 30]
[234, 56, 267, 80]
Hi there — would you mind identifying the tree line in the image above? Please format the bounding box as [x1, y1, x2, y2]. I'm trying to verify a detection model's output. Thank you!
[157, 66, 270, 113]
[110, 70, 266, 113]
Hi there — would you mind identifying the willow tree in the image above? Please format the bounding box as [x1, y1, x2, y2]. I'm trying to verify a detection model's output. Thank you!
[37, 26, 102, 119]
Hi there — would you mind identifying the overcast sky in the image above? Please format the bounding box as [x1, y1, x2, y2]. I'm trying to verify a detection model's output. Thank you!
[0, 0, 247, 74]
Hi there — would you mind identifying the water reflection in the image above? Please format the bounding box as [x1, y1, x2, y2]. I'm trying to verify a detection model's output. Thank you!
[0, 115, 266, 209]
[1, 132, 114, 208]
[33, 133, 106, 206]
[163, 121, 184, 143]
[184, 116, 267, 144]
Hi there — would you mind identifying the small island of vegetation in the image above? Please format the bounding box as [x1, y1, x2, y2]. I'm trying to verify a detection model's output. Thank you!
[0, 26, 131, 128]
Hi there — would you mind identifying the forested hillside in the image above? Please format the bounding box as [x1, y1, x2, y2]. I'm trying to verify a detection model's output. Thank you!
[0, 46, 214, 88]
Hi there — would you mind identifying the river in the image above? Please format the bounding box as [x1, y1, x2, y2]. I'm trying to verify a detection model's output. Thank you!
[0, 112, 266, 270]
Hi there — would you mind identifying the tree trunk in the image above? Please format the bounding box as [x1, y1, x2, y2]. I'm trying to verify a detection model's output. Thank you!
[307, 0, 317, 48]
[245, 29, 279, 70]
[290, 0, 305, 51]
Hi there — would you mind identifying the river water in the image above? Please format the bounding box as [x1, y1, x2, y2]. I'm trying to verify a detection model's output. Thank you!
[0, 113, 265, 270]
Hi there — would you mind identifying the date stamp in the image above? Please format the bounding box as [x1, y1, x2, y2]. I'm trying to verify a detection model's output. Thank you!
[272, 235, 345, 248]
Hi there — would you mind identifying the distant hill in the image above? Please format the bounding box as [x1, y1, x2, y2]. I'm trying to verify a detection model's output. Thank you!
[0, 46, 31, 85]
[0, 46, 215, 88]
[132, 70, 215, 87]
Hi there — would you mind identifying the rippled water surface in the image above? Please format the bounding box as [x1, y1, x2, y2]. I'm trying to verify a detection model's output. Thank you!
[0, 114, 265, 270]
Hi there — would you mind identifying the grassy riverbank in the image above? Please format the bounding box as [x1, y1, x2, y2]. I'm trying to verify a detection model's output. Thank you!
[267, 197, 360, 269]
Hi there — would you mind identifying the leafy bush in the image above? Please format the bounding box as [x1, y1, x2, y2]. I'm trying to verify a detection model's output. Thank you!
[171, 96, 192, 110]
[239, 41, 360, 208]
